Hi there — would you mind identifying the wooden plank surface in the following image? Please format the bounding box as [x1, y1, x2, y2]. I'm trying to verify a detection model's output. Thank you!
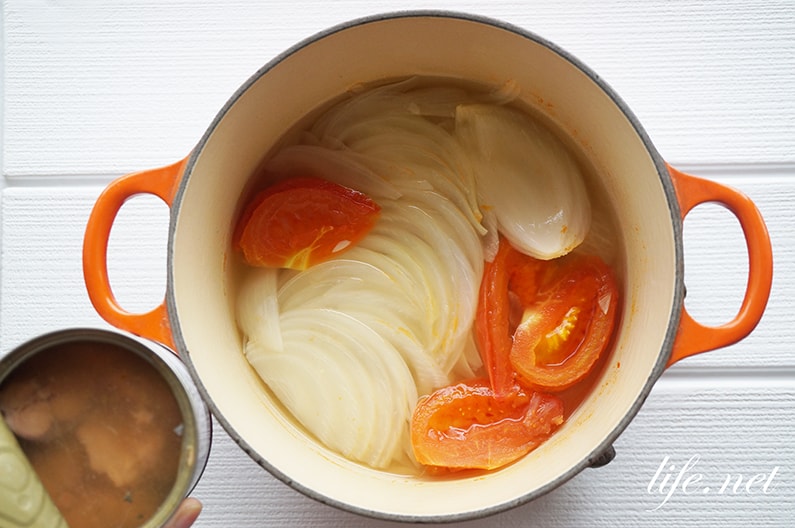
[2, 1, 793, 526]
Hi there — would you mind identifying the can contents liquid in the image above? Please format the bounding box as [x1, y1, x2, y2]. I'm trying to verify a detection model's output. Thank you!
[0, 340, 184, 528]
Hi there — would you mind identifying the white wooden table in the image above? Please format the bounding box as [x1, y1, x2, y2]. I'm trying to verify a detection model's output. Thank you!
[2, 1, 793, 526]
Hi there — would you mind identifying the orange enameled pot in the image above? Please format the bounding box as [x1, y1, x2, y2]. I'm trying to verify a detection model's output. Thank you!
[82, 12, 772, 522]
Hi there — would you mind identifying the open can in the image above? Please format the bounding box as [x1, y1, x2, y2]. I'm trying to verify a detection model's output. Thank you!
[0, 328, 211, 527]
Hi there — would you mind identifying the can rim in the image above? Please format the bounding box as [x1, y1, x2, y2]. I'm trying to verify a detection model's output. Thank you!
[0, 327, 212, 528]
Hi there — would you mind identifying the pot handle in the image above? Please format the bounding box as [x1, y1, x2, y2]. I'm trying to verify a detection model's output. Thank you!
[666, 164, 773, 367]
[82, 157, 188, 352]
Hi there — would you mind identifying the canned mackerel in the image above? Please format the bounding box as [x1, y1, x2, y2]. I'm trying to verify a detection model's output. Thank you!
[0, 328, 211, 528]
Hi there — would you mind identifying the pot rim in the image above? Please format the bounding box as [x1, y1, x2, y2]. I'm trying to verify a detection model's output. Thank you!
[167, 9, 684, 522]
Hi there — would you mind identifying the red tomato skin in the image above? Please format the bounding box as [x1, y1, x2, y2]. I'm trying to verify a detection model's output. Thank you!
[475, 241, 516, 398]
[411, 378, 564, 470]
[234, 177, 380, 270]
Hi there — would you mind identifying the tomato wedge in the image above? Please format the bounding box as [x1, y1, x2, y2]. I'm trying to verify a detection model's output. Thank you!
[474, 239, 516, 397]
[416, 237, 617, 471]
[410, 378, 564, 470]
[510, 253, 619, 391]
[234, 177, 380, 270]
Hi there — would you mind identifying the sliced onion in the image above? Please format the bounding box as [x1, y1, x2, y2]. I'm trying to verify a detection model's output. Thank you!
[449, 331, 483, 381]
[248, 307, 417, 468]
[282, 255, 452, 395]
[372, 202, 480, 370]
[264, 144, 402, 200]
[289, 308, 417, 466]
[358, 132, 480, 220]
[455, 103, 591, 259]
[236, 267, 282, 353]
[480, 205, 500, 263]
[361, 230, 450, 352]
[395, 188, 485, 271]
[236, 80, 598, 470]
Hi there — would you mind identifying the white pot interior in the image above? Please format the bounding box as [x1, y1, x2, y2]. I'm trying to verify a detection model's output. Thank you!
[170, 13, 680, 521]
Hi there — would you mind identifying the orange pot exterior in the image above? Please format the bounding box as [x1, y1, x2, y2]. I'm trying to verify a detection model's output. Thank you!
[666, 165, 773, 367]
[78, 12, 776, 522]
[82, 158, 187, 352]
[82, 160, 774, 367]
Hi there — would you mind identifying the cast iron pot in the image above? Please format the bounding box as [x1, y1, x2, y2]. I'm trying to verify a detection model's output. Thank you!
[82, 11, 773, 522]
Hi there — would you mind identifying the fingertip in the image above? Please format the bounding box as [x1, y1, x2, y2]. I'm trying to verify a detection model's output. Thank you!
[166, 497, 203, 528]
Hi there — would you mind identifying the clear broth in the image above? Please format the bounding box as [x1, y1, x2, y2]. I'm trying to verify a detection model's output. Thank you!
[231, 75, 625, 474]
